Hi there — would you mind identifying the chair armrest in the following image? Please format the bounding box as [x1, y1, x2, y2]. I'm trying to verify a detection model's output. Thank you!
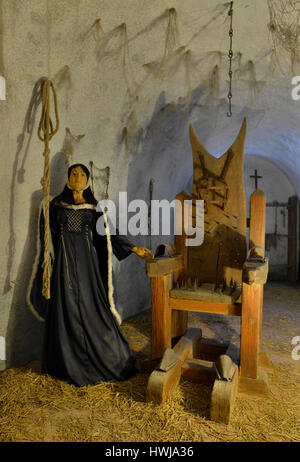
[242, 257, 269, 285]
[145, 254, 184, 277]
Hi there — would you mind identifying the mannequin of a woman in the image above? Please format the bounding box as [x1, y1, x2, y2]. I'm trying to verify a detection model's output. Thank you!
[28, 163, 154, 387]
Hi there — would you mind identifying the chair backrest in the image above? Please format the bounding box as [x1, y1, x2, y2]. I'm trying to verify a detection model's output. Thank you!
[177, 118, 248, 290]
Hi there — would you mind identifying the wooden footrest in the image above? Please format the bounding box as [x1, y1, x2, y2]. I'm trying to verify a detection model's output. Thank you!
[146, 328, 202, 404]
[210, 367, 239, 425]
[181, 358, 216, 383]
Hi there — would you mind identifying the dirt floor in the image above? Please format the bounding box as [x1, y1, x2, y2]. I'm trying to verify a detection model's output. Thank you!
[0, 281, 299, 442]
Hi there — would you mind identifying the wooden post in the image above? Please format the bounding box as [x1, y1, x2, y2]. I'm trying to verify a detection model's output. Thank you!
[151, 274, 172, 359]
[240, 283, 261, 379]
[248, 189, 266, 351]
[249, 189, 266, 256]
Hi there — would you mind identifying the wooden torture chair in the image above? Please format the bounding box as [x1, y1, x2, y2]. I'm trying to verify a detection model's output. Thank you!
[144, 118, 270, 425]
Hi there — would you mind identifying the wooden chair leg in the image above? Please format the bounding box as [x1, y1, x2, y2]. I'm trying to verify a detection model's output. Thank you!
[240, 283, 261, 379]
[151, 274, 172, 359]
[239, 283, 270, 397]
[171, 310, 188, 342]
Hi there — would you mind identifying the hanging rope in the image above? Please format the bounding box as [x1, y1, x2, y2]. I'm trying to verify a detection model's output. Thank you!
[38, 79, 59, 299]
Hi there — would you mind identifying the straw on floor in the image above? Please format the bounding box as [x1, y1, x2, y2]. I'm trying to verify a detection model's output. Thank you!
[0, 282, 299, 442]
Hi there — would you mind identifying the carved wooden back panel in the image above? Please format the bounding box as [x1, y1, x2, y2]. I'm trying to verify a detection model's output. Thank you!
[188, 118, 247, 289]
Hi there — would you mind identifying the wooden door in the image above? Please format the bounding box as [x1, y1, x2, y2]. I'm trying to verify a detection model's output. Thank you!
[265, 195, 299, 281]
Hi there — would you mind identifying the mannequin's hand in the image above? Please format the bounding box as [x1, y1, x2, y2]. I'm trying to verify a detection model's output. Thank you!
[131, 247, 154, 260]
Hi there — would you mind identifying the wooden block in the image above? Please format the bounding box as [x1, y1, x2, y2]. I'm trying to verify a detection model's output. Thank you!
[215, 355, 237, 381]
[146, 328, 202, 404]
[157, 348, 180, 372]
[151, 274, 172, 359]
[238, 369, 269, 397]
[146, 255, 184, 277]
[242, 258, 269, 285]
[240, 283, 261, 379]
[181, 358, 216, 383]
[146, 363, 182, 404]
[210, 340, 240, 425]
[169, 297, 242, 316]
[173, 327, 202, 361]
[210, 366, 239, 425]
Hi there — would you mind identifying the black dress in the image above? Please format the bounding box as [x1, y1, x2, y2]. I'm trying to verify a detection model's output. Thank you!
[29, 200, 137, 387]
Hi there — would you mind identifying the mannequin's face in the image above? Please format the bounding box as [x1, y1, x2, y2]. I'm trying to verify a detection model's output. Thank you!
[68, 166, 88, 192]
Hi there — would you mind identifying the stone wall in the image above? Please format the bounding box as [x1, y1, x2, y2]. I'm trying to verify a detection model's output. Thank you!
[0, 0, 299, 369]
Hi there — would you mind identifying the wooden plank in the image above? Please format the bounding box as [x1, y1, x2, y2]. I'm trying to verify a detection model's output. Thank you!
[173, 327, 202, 360]
[146, 328, 202, 404]
[151, 274, 172, 359]
[169, 297, 242, 316]
[170, 284, 241, 303]
[210, 366, 239, 425]
[146, 255, 184, 277]
[240, 283, 261, 379]
[181, 358, 216, 383]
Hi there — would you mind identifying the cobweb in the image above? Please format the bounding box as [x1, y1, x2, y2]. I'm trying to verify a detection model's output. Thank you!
[89, 161, 110, 201]
[268, 0, 300, 73]
[62, 127, 85, 168]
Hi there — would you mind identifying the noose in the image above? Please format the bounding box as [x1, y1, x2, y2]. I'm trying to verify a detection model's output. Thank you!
[38, 79, 59, 299]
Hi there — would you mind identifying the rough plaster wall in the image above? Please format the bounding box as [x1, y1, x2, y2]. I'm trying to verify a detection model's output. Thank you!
[0, 0, 300, 369]
[244, 155, 297, 280]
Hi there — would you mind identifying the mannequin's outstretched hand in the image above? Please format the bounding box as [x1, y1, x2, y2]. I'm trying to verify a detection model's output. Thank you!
[131, 247, 154, 260]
